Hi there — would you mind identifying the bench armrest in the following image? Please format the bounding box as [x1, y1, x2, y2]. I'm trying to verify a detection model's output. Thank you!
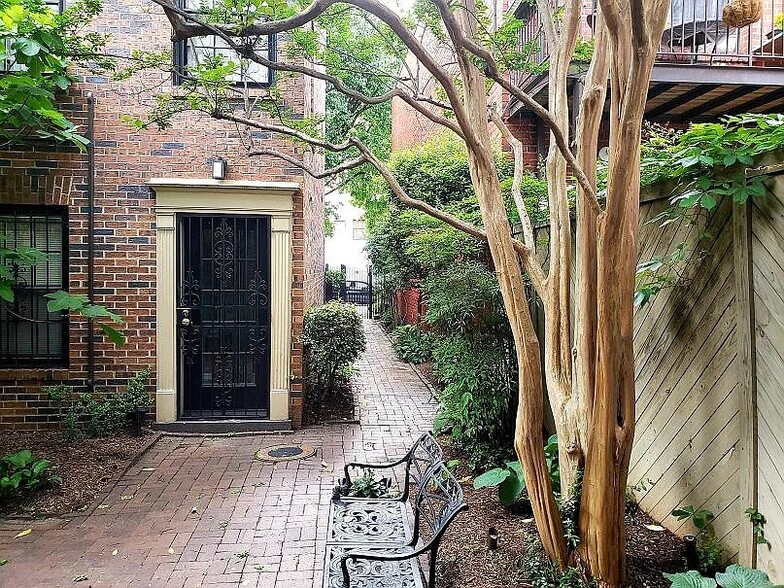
[342, 432, 436, 496]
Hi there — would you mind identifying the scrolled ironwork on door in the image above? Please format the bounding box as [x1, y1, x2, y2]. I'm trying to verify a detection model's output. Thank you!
[177, 215, 272, 419]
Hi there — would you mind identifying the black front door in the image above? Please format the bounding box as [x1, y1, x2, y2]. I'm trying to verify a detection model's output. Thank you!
[177, 215, 271, 419]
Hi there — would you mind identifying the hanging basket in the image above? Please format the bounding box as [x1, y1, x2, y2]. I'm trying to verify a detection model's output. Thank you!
[722, 0, 763, 28]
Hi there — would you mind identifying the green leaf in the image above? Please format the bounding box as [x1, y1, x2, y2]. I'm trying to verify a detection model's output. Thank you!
[100, 324, 126, 346]
[497, 473, 525, 505]
[700, 193, 717, 210]
[692, 509, 715, 530]
[31, 460, 50, 476]
[663, 571, 718, 588]
[671, 506, 695, 519]
[506, 460, 524, 480]
[0, 283, 13, 302]
[15, 39, 41, 57]
[45, 291, 88, 312]
[716, 565, 772, 588]
[473, 467, 510, 490]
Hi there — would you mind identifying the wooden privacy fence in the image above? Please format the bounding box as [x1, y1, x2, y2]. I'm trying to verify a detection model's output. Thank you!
[630, 153, 784, 579]
[529, 152, 784, 579]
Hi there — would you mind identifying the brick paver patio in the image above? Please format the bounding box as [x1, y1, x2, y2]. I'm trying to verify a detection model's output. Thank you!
[0, 320, 436, 588]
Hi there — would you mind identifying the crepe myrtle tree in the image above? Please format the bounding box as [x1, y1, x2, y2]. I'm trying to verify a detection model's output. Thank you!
[143, 0, 669, 584]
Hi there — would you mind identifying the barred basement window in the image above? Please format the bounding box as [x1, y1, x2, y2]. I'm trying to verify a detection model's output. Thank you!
[0, 206, 68, 366]
[2, 0, 64, 71]
[173, 0, 275, 87]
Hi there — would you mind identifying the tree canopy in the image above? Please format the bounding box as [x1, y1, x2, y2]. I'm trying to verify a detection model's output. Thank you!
[0, 0, 106, 147]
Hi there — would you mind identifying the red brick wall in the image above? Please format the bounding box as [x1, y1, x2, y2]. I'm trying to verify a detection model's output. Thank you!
[390, 95, 441, 152]
[503, 113, 542, 170]
[0, 0, 323, 430]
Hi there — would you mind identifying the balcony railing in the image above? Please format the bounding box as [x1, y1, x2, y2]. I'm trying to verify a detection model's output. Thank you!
[510, 0, 784, 93]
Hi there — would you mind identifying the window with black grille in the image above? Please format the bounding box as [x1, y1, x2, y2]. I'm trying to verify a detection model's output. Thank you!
[173, 0, 275, 87]
[2, 0, 65, 71]
[0, 207, 68, 366]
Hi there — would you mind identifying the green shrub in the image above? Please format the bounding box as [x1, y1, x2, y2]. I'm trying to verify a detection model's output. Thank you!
[432, 335, 517, 471]
[325, 268, 346, 291]
[473, 435, 562, 506]
[302, 301, 366, 402]
[346, 471, 391, 498]
[519, 540, 595, 588]
[671, 504, 723, 574]
[391, 325, 433, 364]
[46, 368, 152, 439]
[0, 450, 60, 503]
[422, 261, 507, 335]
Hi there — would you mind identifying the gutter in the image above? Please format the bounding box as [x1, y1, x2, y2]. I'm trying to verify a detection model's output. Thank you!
[86, 92, 96, 392]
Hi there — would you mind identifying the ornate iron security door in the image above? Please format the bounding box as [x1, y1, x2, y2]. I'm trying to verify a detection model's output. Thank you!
[177, 215, 271, 418]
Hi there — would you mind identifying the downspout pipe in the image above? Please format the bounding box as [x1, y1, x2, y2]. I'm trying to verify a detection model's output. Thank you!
[86, 92, 96, 393]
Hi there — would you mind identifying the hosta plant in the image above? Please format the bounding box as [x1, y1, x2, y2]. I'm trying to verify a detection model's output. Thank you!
[0, 450, 60, 502]
[473, 460, 525, 505]
[664, 565, 784, 588]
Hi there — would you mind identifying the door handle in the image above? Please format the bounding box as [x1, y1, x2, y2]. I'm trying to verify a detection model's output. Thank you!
[180, 308, 191, 327]
[182, 317, 191, 327]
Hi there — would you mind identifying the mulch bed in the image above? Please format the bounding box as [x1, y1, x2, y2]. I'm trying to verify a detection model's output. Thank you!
[436, 442, 687, 588]
[303, 386, 356, 426]
[0, 430, 156, 518]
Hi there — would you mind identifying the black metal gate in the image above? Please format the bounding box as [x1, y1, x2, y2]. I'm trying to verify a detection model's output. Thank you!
[325, 265, 373, 318]
[177, 215, 271, 419]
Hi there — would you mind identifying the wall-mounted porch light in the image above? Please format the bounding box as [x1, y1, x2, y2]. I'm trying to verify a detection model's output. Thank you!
[212, 157, 227, 180]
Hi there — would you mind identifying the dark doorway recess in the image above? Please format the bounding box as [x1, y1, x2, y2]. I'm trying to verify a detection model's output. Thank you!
[177, 215, 271, 419]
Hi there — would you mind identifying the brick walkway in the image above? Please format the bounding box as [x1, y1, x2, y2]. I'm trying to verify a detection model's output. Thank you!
[0, 320, 437, 588]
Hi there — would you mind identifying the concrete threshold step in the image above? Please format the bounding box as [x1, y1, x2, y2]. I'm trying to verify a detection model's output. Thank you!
[152, 419, 293, 434]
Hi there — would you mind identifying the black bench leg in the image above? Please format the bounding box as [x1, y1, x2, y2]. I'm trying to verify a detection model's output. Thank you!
[340, 556, 351, 588]
[428, 548, 437, 587]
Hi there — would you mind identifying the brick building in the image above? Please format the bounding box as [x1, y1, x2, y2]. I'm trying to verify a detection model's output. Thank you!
[0, 0, 325, 430]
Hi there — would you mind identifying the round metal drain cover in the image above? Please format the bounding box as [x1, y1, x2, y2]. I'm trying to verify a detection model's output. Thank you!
[255, 444, 316, 462]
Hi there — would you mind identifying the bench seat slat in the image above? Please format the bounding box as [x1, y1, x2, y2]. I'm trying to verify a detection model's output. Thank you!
[328, 499, 413, 545]
[322, 544, 425, 588]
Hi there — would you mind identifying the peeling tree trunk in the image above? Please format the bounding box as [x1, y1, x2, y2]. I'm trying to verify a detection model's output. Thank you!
[448, 0, 568, 564]
[470, 101, 568, 568]
[573, 22, 609, 465]
[579, 4, 669, 585]
[539, 0, 583, 498]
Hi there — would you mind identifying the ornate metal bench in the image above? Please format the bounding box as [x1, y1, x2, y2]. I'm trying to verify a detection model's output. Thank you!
[328, 433, 444, 547]
[323, 437, 467, 588]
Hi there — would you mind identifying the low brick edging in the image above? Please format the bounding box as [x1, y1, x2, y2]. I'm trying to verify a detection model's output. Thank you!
[81, 431, 163, 518]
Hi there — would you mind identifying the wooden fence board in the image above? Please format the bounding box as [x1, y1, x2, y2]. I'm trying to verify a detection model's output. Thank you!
[749, 169, 784, 580]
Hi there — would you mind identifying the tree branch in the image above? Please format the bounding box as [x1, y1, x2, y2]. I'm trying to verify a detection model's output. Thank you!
[249, 147, 367, 178]
[351, 138, 546, 294]
[153, 0, 339, 40]
[152, 0, 464, 138]
[489, 111, 535, 249]
[152, 0, 476, 146]
[217, 113, 355, 152]
[430, 0, 603, 216]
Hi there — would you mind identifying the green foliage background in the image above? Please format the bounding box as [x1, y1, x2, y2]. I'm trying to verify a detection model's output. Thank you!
[367, 134, 548, 470]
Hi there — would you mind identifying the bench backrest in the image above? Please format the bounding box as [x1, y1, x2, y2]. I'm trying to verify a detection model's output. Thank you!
[412, 460, 466, 545]
[404, 432, 444, 500]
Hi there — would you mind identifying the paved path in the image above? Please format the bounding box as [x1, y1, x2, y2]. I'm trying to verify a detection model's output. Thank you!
[0, 320, 437, 588]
